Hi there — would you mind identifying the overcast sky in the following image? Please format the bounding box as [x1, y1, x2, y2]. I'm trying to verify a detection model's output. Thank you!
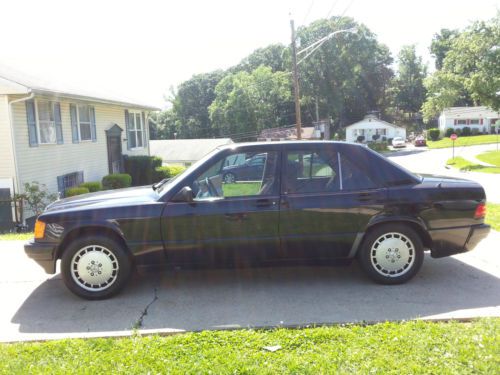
[1, 0, 498, 109]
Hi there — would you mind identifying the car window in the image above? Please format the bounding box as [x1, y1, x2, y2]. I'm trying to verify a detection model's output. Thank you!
[190, 151, 279, 200]
[285, 151, 339, 193]
[339, 153, 378, 191]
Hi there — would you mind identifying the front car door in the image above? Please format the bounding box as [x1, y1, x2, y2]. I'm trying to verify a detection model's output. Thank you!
[277, 143, 385, 261]
[161, 146, 281, 266]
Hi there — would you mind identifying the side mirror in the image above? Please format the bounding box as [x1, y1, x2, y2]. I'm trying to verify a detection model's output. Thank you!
[171, 186, 194, 203]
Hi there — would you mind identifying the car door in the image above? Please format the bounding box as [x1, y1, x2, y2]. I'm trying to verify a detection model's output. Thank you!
[277, 144, 384, 261]
[161, 148, 281, 266]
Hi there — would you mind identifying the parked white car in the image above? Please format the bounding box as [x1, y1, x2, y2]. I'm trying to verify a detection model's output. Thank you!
[392, 137, 406, 148]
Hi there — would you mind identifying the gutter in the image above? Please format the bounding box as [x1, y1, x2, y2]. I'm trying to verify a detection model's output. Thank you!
[8, 91, 35, 217]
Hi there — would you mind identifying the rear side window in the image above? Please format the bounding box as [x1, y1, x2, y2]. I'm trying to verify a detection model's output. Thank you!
[339, 153, 378, 191]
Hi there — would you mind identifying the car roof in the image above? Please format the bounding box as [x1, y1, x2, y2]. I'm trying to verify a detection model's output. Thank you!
[216, 140, 365, 151]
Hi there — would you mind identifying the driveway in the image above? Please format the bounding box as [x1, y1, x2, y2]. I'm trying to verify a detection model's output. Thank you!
[1, 232, 499, 342]
[387, 143, 500, 203]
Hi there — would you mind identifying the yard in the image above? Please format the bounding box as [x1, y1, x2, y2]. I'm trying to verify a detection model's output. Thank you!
[0, 319, 498, 373]
[428, 134, 500, 149]
[446, 151, 500, 174]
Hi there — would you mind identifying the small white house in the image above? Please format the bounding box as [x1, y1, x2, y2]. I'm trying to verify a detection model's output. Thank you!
[439, 106, 500, 134]
[345, 115, 406, 143]
[150, 138, 234, 166]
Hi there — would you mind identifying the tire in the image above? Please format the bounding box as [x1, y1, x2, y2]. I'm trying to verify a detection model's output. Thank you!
[357, 224, 424, 285]
[61, 235, 132, 300]
[223, 173, 236, 184]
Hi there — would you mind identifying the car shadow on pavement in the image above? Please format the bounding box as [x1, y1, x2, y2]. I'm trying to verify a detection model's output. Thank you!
[10, 254, 500, 338]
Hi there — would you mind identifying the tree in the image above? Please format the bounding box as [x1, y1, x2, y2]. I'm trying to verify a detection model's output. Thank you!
[232, 44, 288, 73]
[149, 109, 179, 140]
[209, 66, 293, 140]
[391, 45, 427, 116]
[430, 29, 459, 70]
[423, 15, 500, 121]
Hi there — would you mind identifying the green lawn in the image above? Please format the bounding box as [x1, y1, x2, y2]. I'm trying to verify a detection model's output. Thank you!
[0, 232, 33, 241]
[446, 156, 500, 173]
[487, 203, 500, 232]
[428, 134, 500, 149]
[223, 182, 261, 197]
[476, 150, 500, 166]
[1, 319, 498, 374]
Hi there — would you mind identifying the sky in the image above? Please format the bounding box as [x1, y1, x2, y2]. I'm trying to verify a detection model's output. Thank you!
[1, 0, 498, 109]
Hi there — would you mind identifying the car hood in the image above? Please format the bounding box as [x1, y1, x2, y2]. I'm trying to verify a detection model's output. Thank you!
[45, 186, 158, 212]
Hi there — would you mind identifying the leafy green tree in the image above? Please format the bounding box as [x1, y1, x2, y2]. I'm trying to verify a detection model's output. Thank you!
[392, 45, 427, 115]
[423, 15, 500, 122]
[430, 29, 459, 70]
[209, 66, 293, 139]
[149, 109, 179, 140]
[232, 44, 288, 73]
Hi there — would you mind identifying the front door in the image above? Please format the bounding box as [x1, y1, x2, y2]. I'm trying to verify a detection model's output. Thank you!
[162, 149, 281, 266]
[107, 135, 122, 174]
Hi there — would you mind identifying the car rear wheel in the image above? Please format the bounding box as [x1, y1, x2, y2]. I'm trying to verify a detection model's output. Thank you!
[223, 173, 236, 184]
[357, 224, 423, 284]
[61, 235, 132, 300]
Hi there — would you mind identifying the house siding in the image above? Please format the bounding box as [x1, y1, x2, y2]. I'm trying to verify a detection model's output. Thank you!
[0, 95, 16, 180]
[10, 95, 150, 195]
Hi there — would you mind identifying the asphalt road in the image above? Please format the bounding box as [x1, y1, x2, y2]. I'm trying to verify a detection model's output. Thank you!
[2, 145, 499, 342]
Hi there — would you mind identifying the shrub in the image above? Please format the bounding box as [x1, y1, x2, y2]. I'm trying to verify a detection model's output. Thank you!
[79, 181, 101, 192]
[471, 128, 480, 136]
[382, 136, 387, 142]
[428, 128, 440, 141]
[461, 126, 471, 136]
[492, 125, 497, 134]
[387, 138, 393, 145]
[14, 182, 59, 218]
[356, 135, 365, 143]
[372, 134, 380, 142]
[124, 156, 163, 186]
[66, 187, 90, 197]
[154, 165, 187, 182]
[445, 128, 454, 137]
[368, 142, 388, 152]
[102, 174, 132, 190]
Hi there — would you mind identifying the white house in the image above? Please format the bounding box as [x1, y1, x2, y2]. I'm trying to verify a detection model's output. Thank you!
[438, 106, 500, 134]
[150, 138, 234, 166]
[345, 114, 406, 143]
[0, 70, 158, 230]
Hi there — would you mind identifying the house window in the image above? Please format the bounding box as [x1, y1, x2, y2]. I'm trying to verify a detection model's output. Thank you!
[77, 105, 92, 141]
[57, 171, 84, 197]
[127, 111, 144, 148]
[469, 119, 480, 125]
[456, 119, 467, 125]
[36, 101, 56, 144]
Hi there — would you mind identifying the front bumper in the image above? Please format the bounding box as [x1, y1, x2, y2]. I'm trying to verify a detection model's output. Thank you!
[430, 224, 491, 258]
[24, 241, 58, 274]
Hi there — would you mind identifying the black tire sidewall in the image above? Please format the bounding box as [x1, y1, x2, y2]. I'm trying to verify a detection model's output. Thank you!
[358, 224, 424, 285]
[61, 235, 132, 300]
[224, 173, 235, 183]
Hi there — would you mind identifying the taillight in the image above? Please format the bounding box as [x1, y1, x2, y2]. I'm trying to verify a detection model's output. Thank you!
[474, 203, 486, 219]
[34, 220, 46, 239]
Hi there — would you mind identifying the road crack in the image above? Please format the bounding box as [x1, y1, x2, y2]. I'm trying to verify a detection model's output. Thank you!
[133, 287, 158, 329]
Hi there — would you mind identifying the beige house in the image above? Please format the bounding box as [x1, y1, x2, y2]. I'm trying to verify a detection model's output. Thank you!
[0, 71, 158, 229]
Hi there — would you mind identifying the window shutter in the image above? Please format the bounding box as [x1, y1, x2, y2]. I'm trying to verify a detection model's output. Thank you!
[480, 119, 483, 125]
[25, 100, 38, 147]
[125, 110, 131, 150]
[454, 119, 457, 125]
[54, 102, 63, 144]
[142, 112, 147, 148]
[466, 119, 470, 125]
[70, 104, 79, 143]
[90, 106, 97, 142]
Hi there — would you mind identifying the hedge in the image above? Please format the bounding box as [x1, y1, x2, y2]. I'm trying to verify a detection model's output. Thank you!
[124, 156, 163, 186]
[66, 187, 90, 197]
[79, 181, 102, 192]
[428, 128, 440, 141]
[368, 142, 389, 152]
[102, 174, 132, 190]
[154, 165, 187, 181]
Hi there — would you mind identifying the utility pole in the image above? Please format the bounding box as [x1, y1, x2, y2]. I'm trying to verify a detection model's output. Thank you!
[290, 19, 302, 140]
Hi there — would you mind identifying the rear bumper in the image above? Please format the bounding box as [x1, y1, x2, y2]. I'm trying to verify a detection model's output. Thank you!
[429, 224, 490, 258]
[24, 240, 57, 274]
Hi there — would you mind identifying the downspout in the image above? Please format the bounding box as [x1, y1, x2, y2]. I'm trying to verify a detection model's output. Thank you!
[8, 91, 34, 223]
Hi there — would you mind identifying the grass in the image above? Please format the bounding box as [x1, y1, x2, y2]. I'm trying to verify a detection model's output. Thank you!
[427, 134, 500, 149]
[476, 150, 500, 166]
[0, 319, 498, 373]
[446, 156, 500, 173]
[0, 232, 33, 241]
[486, 203, 500, 232]
[223, 182, 261, 197]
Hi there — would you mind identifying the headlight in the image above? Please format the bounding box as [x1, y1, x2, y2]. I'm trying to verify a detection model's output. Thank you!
[34, 220, 46, 239]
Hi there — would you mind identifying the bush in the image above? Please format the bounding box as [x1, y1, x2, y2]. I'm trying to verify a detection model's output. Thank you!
[368, 142, 388, 152]
[124, 156, 163, 186]
[445, 128, 454, 137]
[154, 165, 187, 182]
[471, 127, 480, 136]
[356, 135, 365, 143]
[492, 126, 497, 134]
[102, 174, 132, 190]
[372, 134, 380, 142]
[79, 181, 101, 192]
[428, 128, 440, 141]
[461, 126, 471, 136]
[382, 136, 387, 142]
[65, 187, 90, 197]
[387, 138, 393, 145]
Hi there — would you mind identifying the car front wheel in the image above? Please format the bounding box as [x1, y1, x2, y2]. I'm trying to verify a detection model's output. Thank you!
[223, 173, 236, 184]
[357, 224, 424, 284]
[61, 235, 132, 300]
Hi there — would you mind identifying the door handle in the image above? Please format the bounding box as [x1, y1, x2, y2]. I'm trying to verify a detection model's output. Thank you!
[255, 199, 276, 207]
[357, 193, 372, 202]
